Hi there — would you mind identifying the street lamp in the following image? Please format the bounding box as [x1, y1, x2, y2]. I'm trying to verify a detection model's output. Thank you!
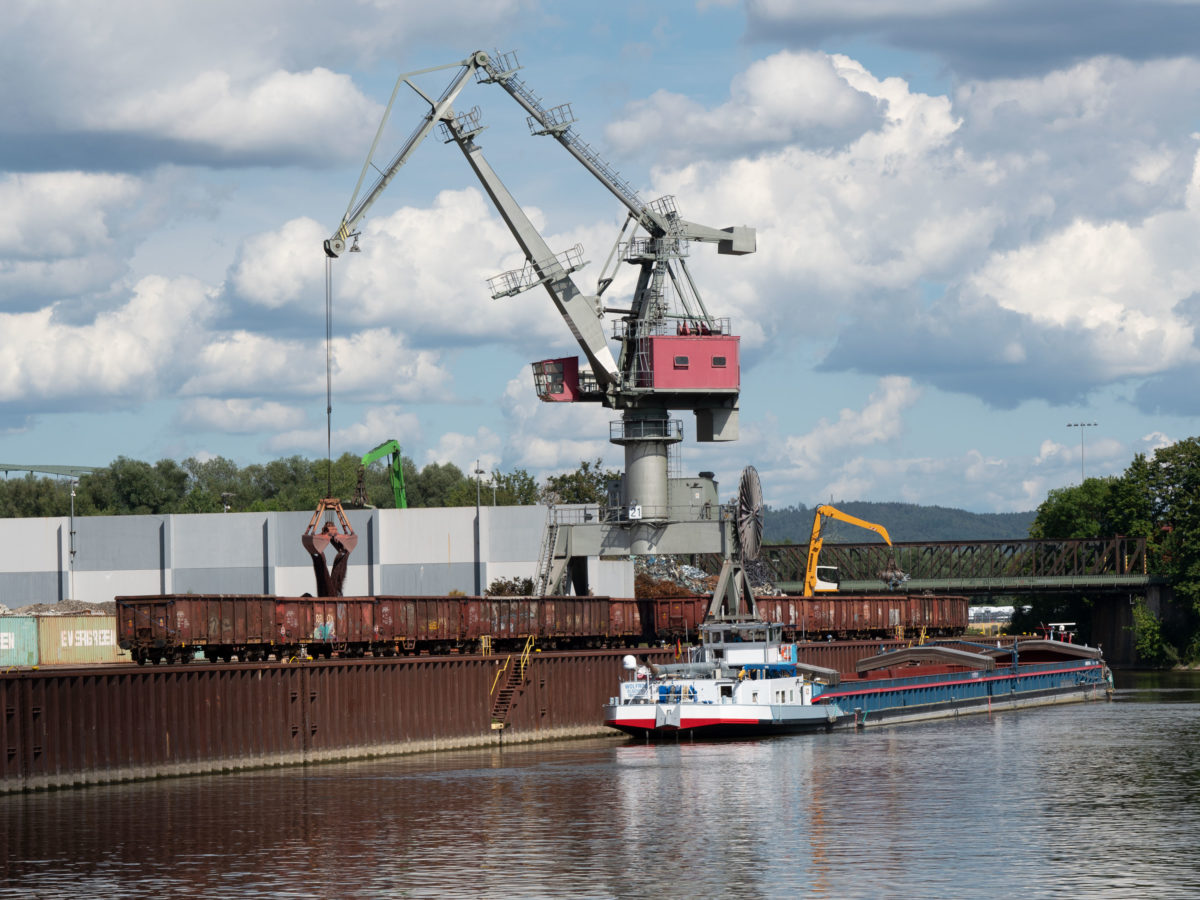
[68, 479, 77, 602]
[473, 459, 485, 595]
[1066, 422, 1097, 482]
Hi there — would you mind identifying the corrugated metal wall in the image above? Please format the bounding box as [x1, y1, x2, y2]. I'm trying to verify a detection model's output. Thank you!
[0, 648, 674, 793]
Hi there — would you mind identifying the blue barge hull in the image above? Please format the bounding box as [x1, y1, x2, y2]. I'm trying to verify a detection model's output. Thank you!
[814, 641, 1111, 727]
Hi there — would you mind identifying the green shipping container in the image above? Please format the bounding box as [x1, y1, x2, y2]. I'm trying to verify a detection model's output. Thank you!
[0, 616, 39, 668]
[37, 615, 132, 666]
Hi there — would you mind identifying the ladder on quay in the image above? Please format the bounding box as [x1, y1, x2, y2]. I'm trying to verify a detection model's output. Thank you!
[490, 635, 537, 730]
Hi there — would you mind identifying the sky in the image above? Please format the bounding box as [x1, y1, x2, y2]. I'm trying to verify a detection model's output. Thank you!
[2, 0, 1199, 513]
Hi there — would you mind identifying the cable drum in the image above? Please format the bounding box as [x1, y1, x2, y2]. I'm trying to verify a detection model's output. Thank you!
[736, 465, 764, 562]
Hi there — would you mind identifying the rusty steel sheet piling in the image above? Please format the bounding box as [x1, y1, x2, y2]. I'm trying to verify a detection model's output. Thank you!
[0, 648, 674, 794]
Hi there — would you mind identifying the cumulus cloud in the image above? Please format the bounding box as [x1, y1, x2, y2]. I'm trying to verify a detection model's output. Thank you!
[609, 51, 1200, 416]
[0, 275, 218, 406]
[424, 427, 504, 475]
[783, 376, 921, 476]
[181, 327, 449, 402]
[0, 172, 141, 259]
[606, 51, 882, 159]
[265, 404, 423, 456]
[0, 2, 531, 170]
[230, 190, 619, 358]
[498, 366, 614, 471]
[92, 68, 380, 167]
[227, 217, 326, 311]
[0, 172, 144, 309]
[178, 398, 307, 434]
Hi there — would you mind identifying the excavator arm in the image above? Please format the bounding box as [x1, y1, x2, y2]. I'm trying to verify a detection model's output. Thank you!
[803, 505, 894, 597]
[352, 439, 407, 509]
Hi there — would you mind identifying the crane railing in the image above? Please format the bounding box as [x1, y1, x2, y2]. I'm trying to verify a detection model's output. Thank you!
[478, 51, 650, 228]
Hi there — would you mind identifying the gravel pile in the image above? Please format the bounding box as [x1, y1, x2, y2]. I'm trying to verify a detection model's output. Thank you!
[3, 599, 117, 616]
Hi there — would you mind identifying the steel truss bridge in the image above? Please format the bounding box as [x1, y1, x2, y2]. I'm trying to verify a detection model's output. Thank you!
[702, 536, 1159, 596]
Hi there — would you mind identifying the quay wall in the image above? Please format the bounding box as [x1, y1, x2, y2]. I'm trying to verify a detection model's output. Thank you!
[0, 648, 672, 794]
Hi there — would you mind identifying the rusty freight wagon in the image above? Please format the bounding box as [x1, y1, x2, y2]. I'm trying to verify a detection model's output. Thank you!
[753, 594, 968, 640]
[116, 594, 705, 664]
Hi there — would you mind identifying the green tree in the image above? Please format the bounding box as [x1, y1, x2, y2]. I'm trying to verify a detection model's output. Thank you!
[541, 458, 619, 505]
[407, 461, 473, 507]
[492, 468, 539, 505]
[0, 474, 72, 517]
[1028, 437, 1200, 663]
[1028, 477, 1120, 539]
[75, 457, 190, 515]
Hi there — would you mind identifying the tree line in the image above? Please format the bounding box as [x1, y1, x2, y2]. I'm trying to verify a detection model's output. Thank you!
[0, 455, 620, 517]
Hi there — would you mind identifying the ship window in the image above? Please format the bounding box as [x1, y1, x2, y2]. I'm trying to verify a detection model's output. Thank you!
[673, 355, 689, 368]
[712, 356, 727, 367]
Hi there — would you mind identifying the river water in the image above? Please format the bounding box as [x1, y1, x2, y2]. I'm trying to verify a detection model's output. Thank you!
[1, 671, 1197, 899]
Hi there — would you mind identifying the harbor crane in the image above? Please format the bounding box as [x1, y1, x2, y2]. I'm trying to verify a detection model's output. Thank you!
[324, 51, 759, 610]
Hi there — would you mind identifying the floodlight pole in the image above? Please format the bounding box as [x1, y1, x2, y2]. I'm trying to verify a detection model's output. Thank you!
[1066, 422, 1097, 482]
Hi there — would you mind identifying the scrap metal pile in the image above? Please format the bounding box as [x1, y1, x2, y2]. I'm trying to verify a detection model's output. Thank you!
[635, 555, 781, 598]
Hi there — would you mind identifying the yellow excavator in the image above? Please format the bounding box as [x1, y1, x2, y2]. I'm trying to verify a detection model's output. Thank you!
[803, 505, 902, 597]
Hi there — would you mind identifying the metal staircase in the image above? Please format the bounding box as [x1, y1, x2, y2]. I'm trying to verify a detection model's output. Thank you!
[489, 635, 537, 730]
[533, 511, 560, 597]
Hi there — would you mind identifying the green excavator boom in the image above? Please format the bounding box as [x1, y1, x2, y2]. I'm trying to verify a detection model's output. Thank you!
[353, 439, 407, 509]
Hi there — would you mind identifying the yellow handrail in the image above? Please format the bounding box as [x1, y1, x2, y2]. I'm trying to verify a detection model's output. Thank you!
[490, 656, 511, 696]
[517, 635, 536, 678]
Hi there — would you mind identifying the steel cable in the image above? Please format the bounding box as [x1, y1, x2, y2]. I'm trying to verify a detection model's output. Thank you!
[325, 257, 334, 499]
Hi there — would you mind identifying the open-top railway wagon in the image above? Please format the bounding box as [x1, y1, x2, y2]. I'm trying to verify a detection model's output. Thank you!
[755, 593, 969, 640]
[116, 592, 967, 664]
[116, 594, 711, 664]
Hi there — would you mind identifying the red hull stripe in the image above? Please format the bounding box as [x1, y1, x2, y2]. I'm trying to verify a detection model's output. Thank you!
[606, 717, 762, 730]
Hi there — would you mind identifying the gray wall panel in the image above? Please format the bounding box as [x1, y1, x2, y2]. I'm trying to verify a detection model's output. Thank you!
[484, 506, 548, 563]
[73, 516, 165, 571]
[171, 514, 274, 568]
[0, 572, 62, 607]
[171, 567, 271, 595]
[380, 562, 475, 596]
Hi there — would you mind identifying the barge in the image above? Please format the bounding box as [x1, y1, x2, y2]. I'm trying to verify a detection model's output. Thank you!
[603, 620, 1111, 739]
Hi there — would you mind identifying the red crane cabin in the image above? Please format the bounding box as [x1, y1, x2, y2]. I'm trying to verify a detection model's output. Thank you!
[534, 333, 740, 401]
[648, 333, 740, 390]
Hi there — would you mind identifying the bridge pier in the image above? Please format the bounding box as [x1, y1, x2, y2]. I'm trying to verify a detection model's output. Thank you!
[1092, 584, 1181, 667]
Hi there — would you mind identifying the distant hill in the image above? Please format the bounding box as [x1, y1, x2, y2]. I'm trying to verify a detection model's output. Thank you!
[764, 502, 1036, 544]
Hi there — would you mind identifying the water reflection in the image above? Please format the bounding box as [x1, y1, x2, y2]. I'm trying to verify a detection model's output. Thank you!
[1, 675, 1198, 898]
